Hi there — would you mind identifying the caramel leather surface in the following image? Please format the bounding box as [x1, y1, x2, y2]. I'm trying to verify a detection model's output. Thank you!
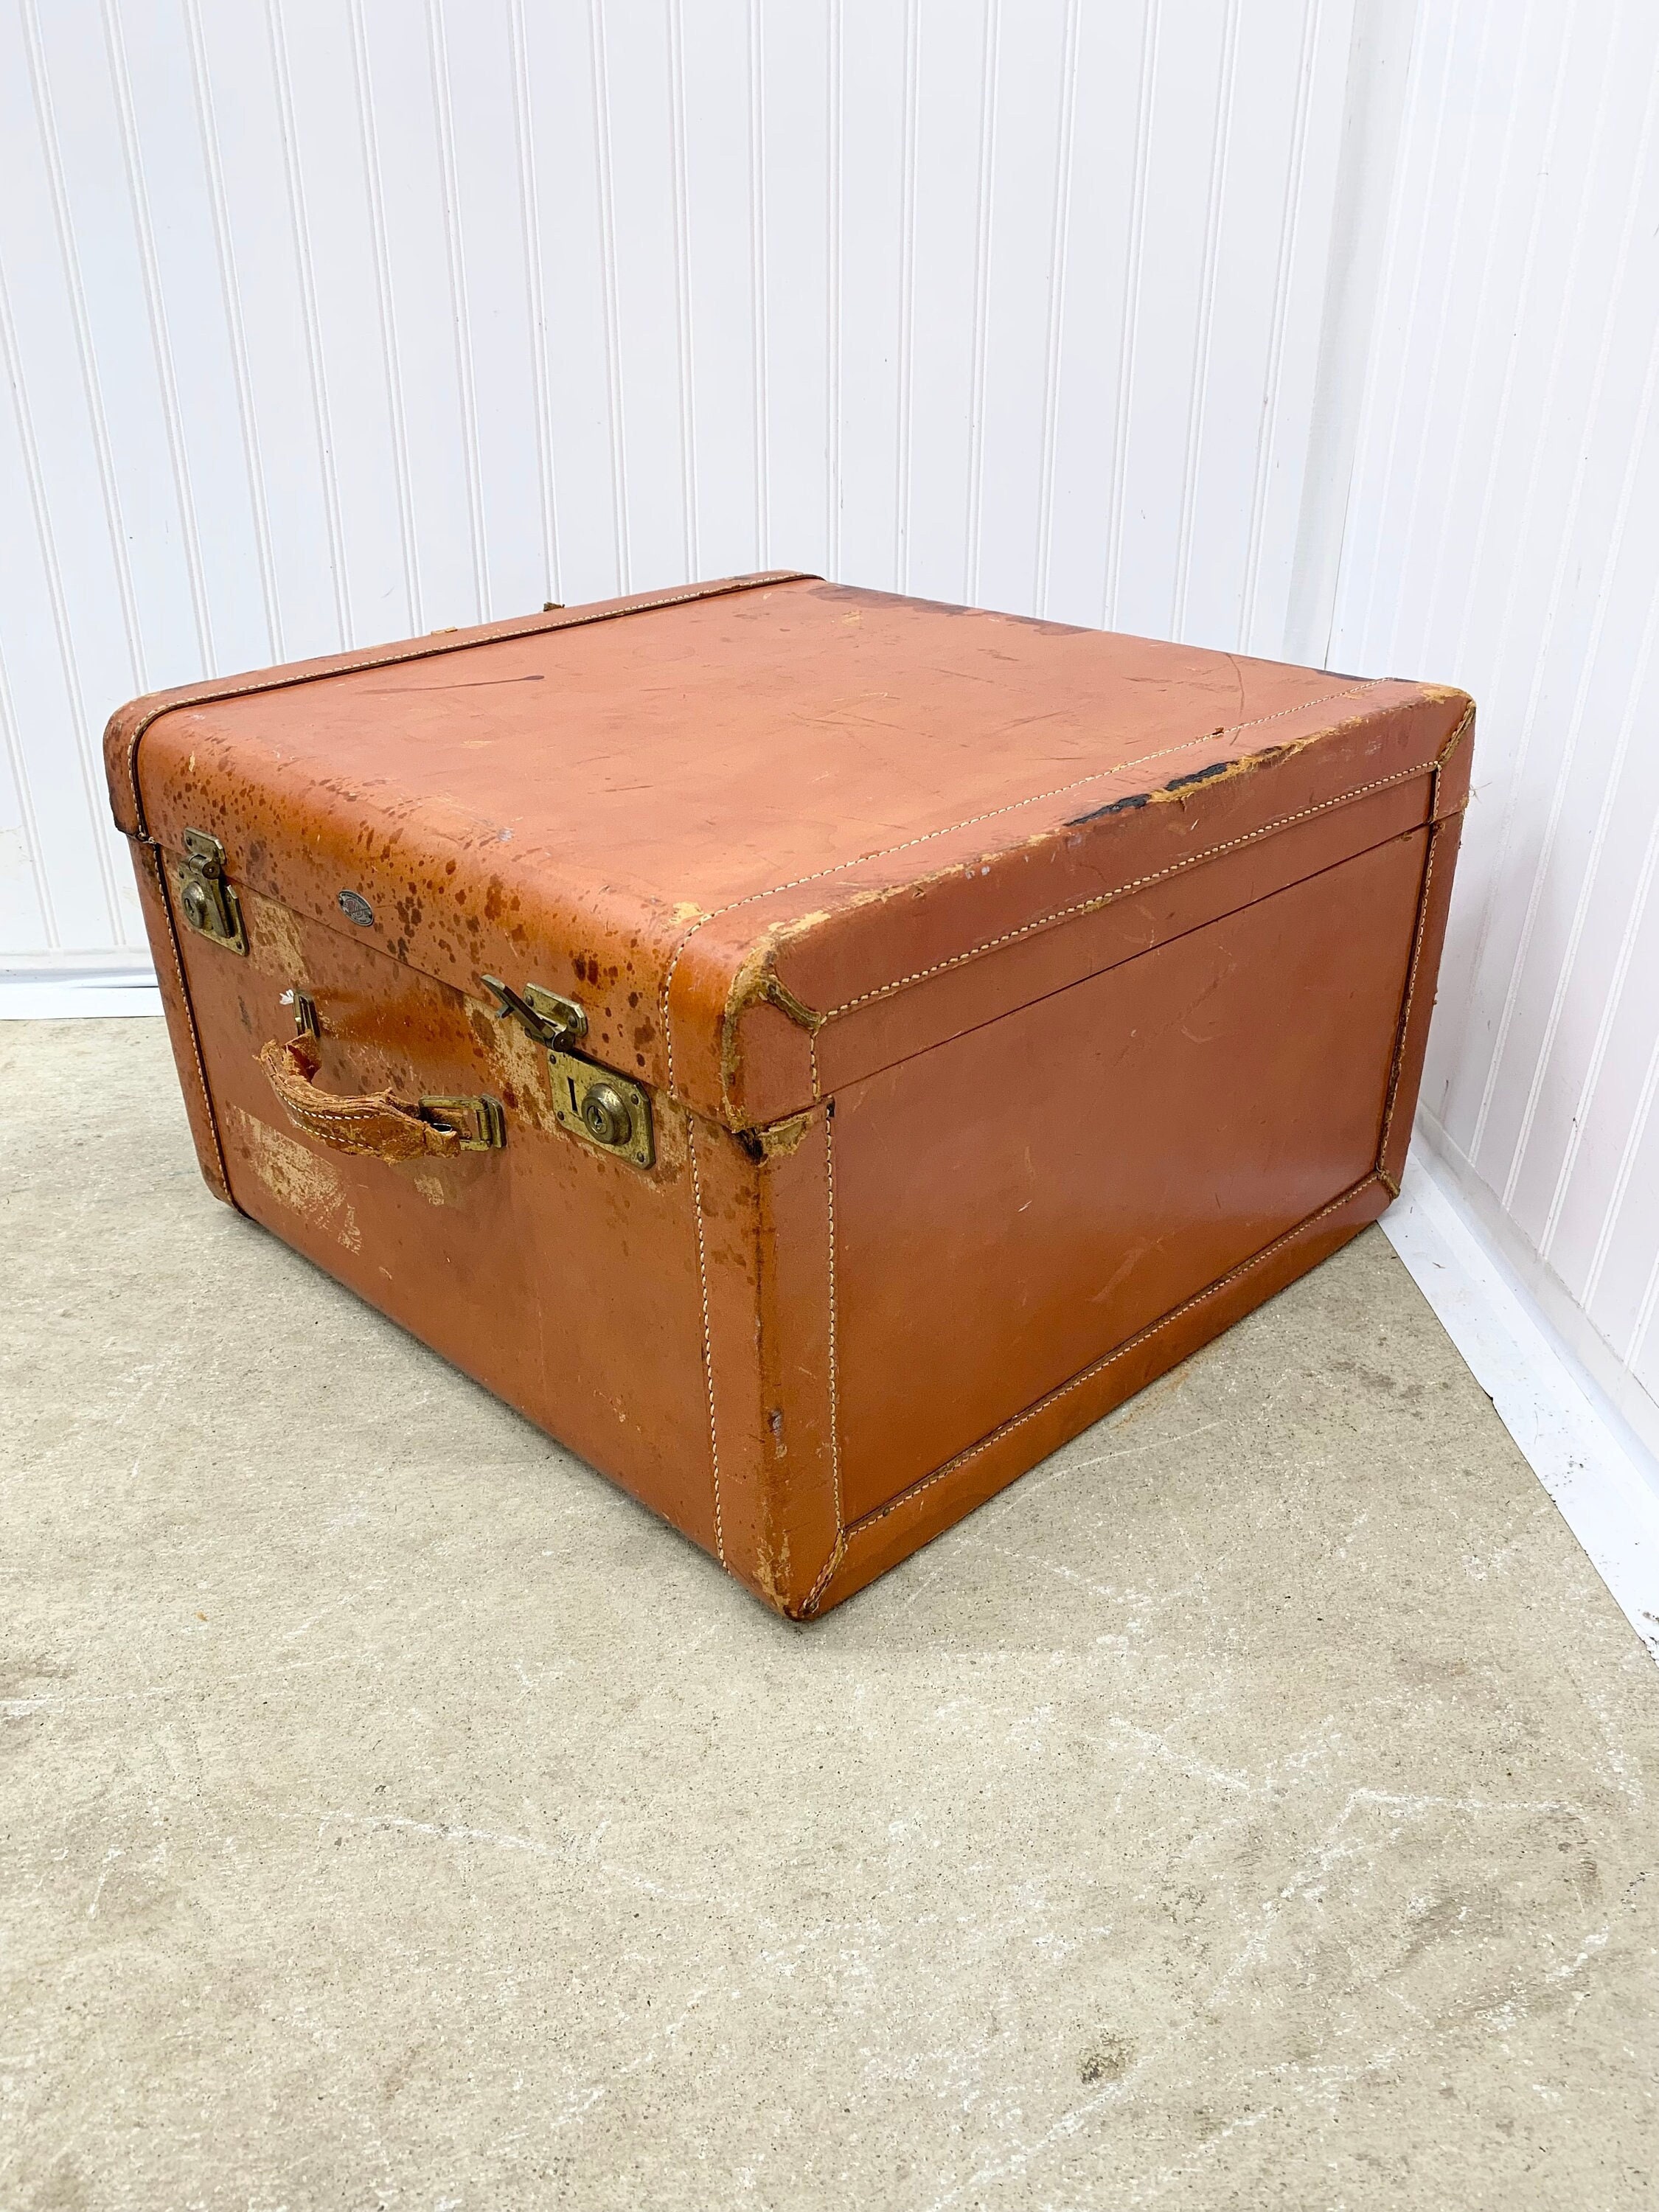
[832, 830, 1429, 1522]
[108, 579, 1471, 1616]
[111, 577, 1467, 1128]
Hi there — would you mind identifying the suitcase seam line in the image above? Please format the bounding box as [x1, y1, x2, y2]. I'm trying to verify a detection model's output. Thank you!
[1375, 740, 1461, 1185]
[817, 758, 1444, 1020]
[658, 680, 1383, 1096]
[835, 1174, 1382, 1548]
[684, 1113, 727, 1567]
[801, 1112, 847, 1615]
[1385, 789, 1439, 1175]
[145, 840, 234, 1203]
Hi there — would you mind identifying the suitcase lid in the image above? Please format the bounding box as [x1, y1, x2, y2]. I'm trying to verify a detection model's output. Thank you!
[107, 573, 1472, 1133]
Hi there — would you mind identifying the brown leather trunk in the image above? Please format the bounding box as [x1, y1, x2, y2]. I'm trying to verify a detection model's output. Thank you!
[105, 574, 1472, 1618]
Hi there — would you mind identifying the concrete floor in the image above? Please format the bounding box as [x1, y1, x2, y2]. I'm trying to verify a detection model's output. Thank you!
[3, 1020, 1657, 2212]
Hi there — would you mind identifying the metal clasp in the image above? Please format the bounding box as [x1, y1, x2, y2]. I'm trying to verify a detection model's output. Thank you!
[481, 975, 587, 1049]
[176, 829, 247, 954]
[482, 976, 652, 1166]
[419, 1093, 507, 1151]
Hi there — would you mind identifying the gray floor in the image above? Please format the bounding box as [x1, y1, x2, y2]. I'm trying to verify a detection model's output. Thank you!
[3, 1019, 1656, 2212]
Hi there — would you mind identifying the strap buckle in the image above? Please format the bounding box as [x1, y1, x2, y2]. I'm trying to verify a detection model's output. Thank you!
[418, 1094, 507, 1151]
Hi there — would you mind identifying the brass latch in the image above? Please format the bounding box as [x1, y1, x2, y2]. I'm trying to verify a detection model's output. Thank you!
[483, 975, 653, 1166]
[419, 1093, 507, 1151]
[176, 829, 246, 954]
[481, 975, 586, 1048]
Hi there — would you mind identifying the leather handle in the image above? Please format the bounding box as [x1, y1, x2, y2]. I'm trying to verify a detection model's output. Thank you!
[259, 1035, 465, 1162]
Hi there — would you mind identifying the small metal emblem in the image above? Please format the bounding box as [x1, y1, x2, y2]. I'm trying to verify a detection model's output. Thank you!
[337, 888, 375, 927]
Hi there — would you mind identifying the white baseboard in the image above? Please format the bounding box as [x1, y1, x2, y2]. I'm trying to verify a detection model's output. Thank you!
[1382, 1138, 1659, 1666]
[1414, 1105, 1659, 1470]
[0, 956, 163, 1020]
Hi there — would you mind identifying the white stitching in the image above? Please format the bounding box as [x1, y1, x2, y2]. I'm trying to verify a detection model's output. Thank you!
[278, 1108, 449, 1141]
[685, 1113, 726, 1565]
[800, 1109, 846, 1615]
[819, 758, 1438, 1021]
[279, 1102, 410, 1124]
[844, 1175, 1383, 1542]
[658, 682, 1380, 1091]
[265, 1043, 443, 1131]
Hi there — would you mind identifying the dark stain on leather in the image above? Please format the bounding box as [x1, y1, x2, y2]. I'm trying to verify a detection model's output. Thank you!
[1164, 758, 1234, 793]
[1065, 790, 1151, 826]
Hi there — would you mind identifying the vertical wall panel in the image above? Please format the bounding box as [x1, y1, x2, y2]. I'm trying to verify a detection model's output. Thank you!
[833, 0, 908, 591]
[596, 4, 692, 591]
[192, 1, 347, 654]
[1109, 0, 1234, 641]
[274, 0, 414, 642]
[1, 0, 1360, 952]
[678, 0, 763, 581]
[0, 0, 135, 946]
[1038, 1, 1150, 630]
[35, 0, 203, 684]
[522, 0, 619, 603]
[356, 0, 484, 626]
[897, 0, 984, 603]
[119, 0, 280, 675]
[439, 0, 561, 618]
[973, 0, 1071, 616]
[754, 1, 830, 577]
[1329, 0, 1659, 1439]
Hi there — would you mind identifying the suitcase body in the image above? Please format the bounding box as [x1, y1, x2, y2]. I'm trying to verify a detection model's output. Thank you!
[106, 574, 1471, 1618]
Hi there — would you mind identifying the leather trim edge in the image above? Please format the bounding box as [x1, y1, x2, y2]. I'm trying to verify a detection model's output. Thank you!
[104, 571, 814, 840]
[684, 1110, 728, 1569]
[798, 1107, 848, 1614]
[139, 838, 237, 1207]
[796, 1174, 1387, 1619]
[658, 679, 1390, 1107]
[808, 754, 1454, 1026]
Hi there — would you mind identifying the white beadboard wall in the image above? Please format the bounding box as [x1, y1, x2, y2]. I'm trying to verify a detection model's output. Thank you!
[1326, 0, 1659, 1454]
[0, 0, 1355, 956]
[3, 0, 1656, 1447]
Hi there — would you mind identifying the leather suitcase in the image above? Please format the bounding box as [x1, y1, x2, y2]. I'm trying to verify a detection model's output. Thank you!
[105, 574, 1472, 1618]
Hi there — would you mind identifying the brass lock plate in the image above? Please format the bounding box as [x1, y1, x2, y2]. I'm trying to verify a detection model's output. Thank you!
[548, 1048, 654, 1167]
[175, 828, 247, 955]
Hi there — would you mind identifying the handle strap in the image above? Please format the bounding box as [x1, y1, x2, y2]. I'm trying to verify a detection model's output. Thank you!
[259, 1036, 463, 1162]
